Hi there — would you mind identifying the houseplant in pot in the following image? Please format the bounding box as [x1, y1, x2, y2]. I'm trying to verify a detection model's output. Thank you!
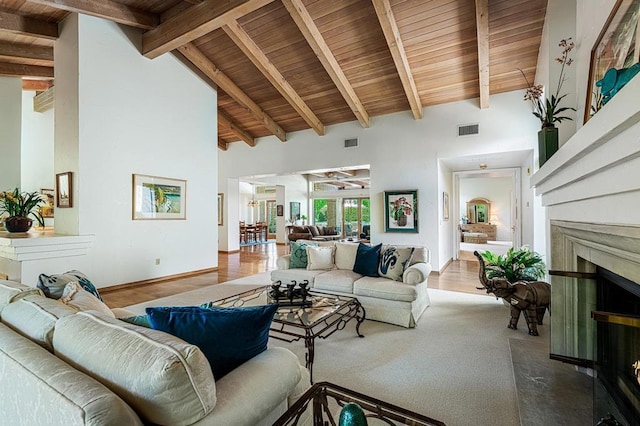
[0, 188, 45, 232]
[480, 245, 546, 283]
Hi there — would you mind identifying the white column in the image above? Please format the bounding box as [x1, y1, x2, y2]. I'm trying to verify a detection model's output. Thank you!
[0, 77, 22, 191]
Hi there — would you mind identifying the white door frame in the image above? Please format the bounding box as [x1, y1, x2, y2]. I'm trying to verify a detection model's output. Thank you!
[452, 168, 521, 260]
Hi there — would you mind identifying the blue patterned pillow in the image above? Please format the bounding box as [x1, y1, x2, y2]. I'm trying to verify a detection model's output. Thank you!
[378, 246, 415, 282]
[37, 270, 103, 301]
[146, 304, 277, 379]
[353, 243, 382, 277]
[290, 241, 316, 268]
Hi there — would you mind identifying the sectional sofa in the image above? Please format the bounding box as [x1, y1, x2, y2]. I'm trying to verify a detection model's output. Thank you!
[286, 225, 342, 242]
[270, 240, 432, 328]
[0, 279, 310, 425]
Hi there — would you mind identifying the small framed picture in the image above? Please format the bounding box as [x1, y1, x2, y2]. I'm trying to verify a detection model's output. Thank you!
[276, 204, 284, 216]
[132, 174, 187, 220]
[56, 172, 73, 208]
[443, 192, 450, 221]
[218, 193, 223, 226]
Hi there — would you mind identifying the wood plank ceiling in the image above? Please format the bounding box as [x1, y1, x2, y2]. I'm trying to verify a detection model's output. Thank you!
[0, 0, 547, 150]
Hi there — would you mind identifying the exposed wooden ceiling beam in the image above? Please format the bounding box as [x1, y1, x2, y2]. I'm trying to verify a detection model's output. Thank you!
[218, 138, 228, 151]
[475, 0, 490, 109]
[223, 21, 325, 136]
[22, 79, 53, 90]
[0, 62, 53, 78]
[372, 0, 422, 120]
[26, 0, 158, 30]
[142, 0, 274, 59]
[0, 11, 58, 39]
[282, 0, 369, 128]
[176, 43, 286, 142]
[335, 170, 356, 177]
[218, 110, 255, 147]
[0, 42, 53, 66]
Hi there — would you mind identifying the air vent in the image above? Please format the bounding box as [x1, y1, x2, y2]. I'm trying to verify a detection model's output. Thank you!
[344, 138, 358, 148]
[458, 123, 479, 136]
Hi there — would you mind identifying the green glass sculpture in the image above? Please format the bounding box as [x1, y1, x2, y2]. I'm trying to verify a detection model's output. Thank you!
[339, 402, 368, 426]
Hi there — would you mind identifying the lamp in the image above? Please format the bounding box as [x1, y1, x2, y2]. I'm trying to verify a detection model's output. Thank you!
[248, 199, 259, 207]
[489, 214, 498, 224]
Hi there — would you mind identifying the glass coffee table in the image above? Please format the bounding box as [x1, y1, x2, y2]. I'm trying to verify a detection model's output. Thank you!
[211, 286, 366, 382]
[273, 381, 446, 425]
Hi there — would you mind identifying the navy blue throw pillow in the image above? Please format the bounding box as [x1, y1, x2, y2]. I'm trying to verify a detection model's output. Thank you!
[353, 243, 382, 277]
[146, 304, 277, 379]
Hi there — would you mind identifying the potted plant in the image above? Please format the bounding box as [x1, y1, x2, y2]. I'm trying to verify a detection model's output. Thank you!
[0, 188, 45, 232]
[480, 245, 546, 283]
[300, 214, 307, 225]
[520, 38, 576, 167]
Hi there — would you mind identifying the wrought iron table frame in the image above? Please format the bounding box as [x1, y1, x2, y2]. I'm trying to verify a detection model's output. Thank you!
[273, 381, 446, 426]
[211, 287, 366, 382]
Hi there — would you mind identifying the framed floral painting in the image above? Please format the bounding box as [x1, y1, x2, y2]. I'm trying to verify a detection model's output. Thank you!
[384, 190, 418, 233]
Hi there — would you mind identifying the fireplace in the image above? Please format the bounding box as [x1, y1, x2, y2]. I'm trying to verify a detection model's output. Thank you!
[547, 221, 640, 425]
[592, 267, 640, 425]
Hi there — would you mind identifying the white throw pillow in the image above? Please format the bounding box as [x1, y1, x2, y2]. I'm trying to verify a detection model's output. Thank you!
[60, 282, 115, 318]
[334, 242, 359, 270]
[306, 246, 335, 270]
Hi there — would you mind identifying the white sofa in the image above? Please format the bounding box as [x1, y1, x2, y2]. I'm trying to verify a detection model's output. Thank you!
[0, 280, 310, 426]
[270, 241, 432, 328]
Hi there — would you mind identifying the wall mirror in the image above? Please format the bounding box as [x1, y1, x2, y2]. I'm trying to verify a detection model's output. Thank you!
[467, 198, 491, 223]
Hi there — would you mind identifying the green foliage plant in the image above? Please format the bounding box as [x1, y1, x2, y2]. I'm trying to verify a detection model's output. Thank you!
[480, 245, 546, 283]
[0, 188, 45, 227]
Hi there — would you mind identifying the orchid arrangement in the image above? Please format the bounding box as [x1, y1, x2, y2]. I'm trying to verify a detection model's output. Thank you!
[521, 38, 576, 129]
[0, 188, 45, 227]
[389, 196, 413, 220]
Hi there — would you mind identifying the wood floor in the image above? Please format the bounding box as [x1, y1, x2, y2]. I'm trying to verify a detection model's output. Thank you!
[100, 243, 487, 308]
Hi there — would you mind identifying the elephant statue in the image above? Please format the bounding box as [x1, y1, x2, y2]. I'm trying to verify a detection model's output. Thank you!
[473, 251, 551, 336]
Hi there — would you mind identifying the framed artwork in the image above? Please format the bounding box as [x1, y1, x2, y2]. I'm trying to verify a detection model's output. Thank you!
[384, 190, 418, 233]
[218, 193, 223, 226]
[290, 201, 300, 221]
[132, 174, 186, 220]
[443, 192, 450, 221]
[56, 172, 72, 208]
[40, 188, 54, 218]
[584, 0, 640, 123]
[276, 204, 284, 217]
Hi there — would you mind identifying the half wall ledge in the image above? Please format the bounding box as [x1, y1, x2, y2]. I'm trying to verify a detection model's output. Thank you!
[0, 229, 95, 283]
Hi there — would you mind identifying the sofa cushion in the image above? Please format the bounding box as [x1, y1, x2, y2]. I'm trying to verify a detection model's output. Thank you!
[353, 276, 417, 302]
[353, 243, 382, 277]
[60, 282, 115, 317]
[378, 246, 415, 282]
[37, 270, 103, 301]
[306, 245, 335, 270]
[147, 304, 277, 380]
[0, 280, 43, 313]
[314, 270, 362, 293]
[382, 245, 429, 266]
[0, 323, 143, 426]
[334, 242, 359, 270]
[0, 294, 77, 351]
[290, 241, 316, 269]
[308, 225, 320, 237]
[53, 311, 217, 426]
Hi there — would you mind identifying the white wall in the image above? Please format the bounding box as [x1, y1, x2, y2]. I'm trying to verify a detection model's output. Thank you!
[52, 15, 218, 287]
[437, 162, 453, 271]
[21, 91, 55, 195]
[219, 90, 540, 271]
[459, 177, 512, 241]
[0, 78, 22, 191]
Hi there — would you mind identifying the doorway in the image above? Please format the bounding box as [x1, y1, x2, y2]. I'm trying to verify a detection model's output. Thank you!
[452, 168, 521, 261]
[342, 198, 370, 239]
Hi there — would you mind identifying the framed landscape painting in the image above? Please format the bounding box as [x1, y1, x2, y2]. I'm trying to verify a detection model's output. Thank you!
[132, 174, 186, 220]
[56, 172, 73, 208]
[384, 190, 418, 233]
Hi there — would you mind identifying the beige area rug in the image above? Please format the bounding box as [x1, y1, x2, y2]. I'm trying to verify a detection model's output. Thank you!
[125, 273, 553, 425]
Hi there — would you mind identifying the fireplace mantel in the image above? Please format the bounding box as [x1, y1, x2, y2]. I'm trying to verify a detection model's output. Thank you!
[531, 75, 640, 217]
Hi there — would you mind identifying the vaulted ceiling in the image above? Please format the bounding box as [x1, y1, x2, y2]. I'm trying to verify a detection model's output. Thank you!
[0, 0, 547, 149]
